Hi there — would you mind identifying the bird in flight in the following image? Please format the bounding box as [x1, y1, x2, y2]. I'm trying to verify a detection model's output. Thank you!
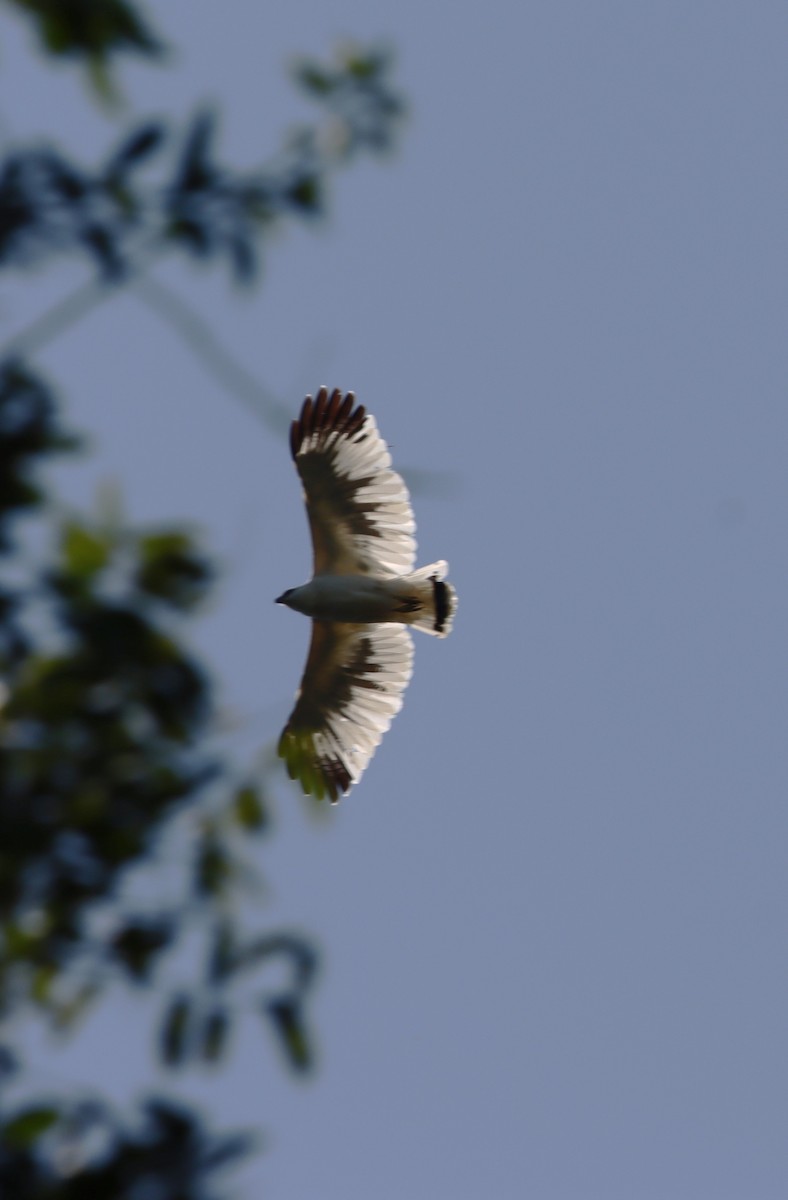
[277, 388, 457, 802]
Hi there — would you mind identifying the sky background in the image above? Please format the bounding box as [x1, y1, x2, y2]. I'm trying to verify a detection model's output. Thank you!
[3, 2, 788, 1197]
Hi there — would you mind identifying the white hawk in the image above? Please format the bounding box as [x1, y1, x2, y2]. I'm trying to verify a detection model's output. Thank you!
[277, 388, 457, 802]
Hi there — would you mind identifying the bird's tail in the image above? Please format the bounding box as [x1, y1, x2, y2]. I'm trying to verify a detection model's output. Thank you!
[397, 561, 457, 637]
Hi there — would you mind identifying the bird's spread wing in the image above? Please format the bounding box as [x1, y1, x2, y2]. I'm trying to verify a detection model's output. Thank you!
[291, 388, 417, 576]
[278, 621, 414, 802]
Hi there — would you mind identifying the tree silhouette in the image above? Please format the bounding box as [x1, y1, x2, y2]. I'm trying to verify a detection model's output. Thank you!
[0, 4, 405, 1193]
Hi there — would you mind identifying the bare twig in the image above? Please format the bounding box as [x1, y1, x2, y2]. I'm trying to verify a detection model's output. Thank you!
[132, 275, 291, 434]
[0, 274, 118, 361]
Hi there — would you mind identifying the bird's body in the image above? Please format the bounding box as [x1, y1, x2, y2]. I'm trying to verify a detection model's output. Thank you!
[277, 388, 456, 802]
[280, 574, 406, 623]
[278, 569, 451, 630]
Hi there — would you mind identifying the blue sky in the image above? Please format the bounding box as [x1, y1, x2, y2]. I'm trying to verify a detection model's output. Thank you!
[4, 2, 788, 1197]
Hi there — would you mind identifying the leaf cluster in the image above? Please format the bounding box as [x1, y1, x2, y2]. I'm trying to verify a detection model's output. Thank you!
[0, 363, 317, 1187]
[294, 44, 405, 157]
[162, 926, 318, 1074]
[0, 12, 405, 1195]
[0, 361, 80, 550]
[6, 0, 165, 103]
[0, 47, 404, 285]
[0, 1062, 254, 1200]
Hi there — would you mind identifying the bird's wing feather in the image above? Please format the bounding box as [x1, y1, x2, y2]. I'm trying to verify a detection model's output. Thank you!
[291, 388, 417, 576]
[278, 620, 414, 802]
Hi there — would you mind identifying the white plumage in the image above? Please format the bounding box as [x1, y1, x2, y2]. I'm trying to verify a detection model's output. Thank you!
[277, 387, 457, 802]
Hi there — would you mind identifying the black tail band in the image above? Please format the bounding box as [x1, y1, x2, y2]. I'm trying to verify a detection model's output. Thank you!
[433, 578, 450, 633]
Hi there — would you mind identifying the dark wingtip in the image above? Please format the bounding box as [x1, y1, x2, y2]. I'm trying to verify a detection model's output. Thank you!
[313, 386, 328, 427]
[345, 404, 366, 437]
[301, 394, 315, 438]
[325, 388, 341, 424]
[291, 389, 367, 459]
[290, 393, 313, 459]
[336, 392, 354, 426]
[289, 418, 300, 459]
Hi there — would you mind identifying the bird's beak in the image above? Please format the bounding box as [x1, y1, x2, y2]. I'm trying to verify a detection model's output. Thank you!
[275, 593, 286, 604]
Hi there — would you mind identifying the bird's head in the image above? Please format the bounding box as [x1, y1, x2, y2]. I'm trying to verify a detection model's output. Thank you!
[275, 588, 295, 606]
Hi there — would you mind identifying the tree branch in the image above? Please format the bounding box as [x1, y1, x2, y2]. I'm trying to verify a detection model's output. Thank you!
[0, 274, 118, 362]
[132, 274, 291, 433]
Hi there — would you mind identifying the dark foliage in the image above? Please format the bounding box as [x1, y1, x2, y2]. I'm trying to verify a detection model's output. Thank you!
[0, 363, 318, 1055]
[0, 1084, 256, 1200]
[0, 7, 404, 1194]
[0, 362, 318, 1191]
[294, 43, 405, 156]
[6, 0, 165, 103]
[0, 361, 80, 548]
[8, 0, 163, 63]
[0, 46, 404, 285]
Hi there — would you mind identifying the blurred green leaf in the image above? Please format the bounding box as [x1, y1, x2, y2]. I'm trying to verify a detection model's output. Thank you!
[264, 997, 313, 1073]
[173, 110, 216, 194]
[160, 994, 192, 1067]
[0, 1044, 18, 1081]
[345, 48, 384, 79]
[31, 962, 57, 1004]
[134, 530, 213, 610]
[207, 919, 234, 984]
[61, 520, 110, 580]
[195, 830, 234, 898]
[287, 172, 322, 213]
[111, 918, 174, 982]
[201, 1006, 230, 1063]
[2, 1105, 59, 1148]
[8, 0, 165, 102]
[0, 362, 79, 548]
[108, 121, 166, 171]
[295, 63, 334, 95]
[232, 783, 268, 832]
